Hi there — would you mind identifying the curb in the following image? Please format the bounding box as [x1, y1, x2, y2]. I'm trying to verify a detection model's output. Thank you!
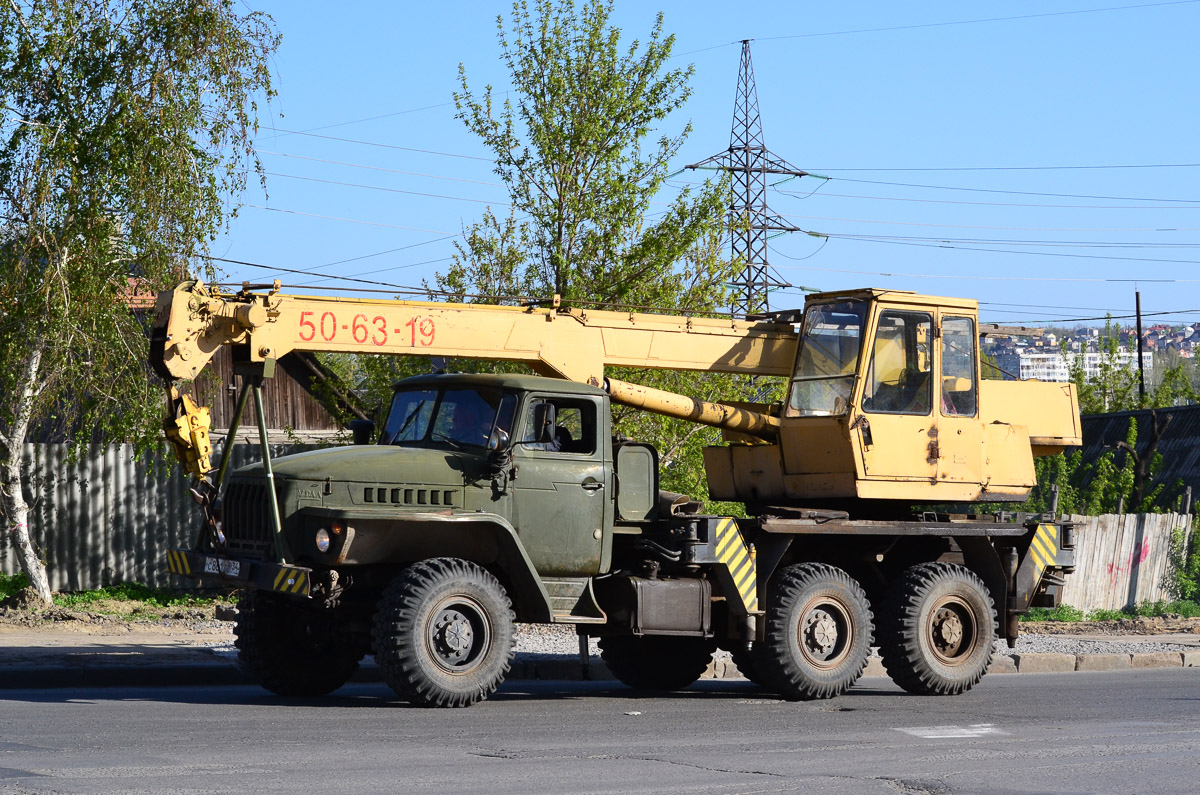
[1, 651, 1195, 690]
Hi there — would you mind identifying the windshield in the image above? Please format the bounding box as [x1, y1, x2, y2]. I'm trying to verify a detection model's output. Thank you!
[786, 300, 868, 416]
[380, 387, 516, 449]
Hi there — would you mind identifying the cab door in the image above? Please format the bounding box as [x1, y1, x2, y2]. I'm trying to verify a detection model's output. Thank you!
[511, 394, 609, 577]
[855, 308, 938, 482]
[934, 314, 982, 488]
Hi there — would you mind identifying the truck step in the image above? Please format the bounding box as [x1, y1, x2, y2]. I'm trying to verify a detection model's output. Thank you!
[543, 577, 606, 623]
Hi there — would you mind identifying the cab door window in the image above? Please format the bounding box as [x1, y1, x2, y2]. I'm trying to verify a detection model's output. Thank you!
[940, 316, 977, 416]
[862, 311, 933, 415]
[519, 398, 596, 455]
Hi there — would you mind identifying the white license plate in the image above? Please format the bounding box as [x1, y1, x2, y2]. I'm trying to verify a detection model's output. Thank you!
[203, 557, 241, 577]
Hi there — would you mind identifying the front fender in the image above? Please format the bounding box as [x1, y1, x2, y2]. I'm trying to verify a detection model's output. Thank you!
[298, 507, 553, 622]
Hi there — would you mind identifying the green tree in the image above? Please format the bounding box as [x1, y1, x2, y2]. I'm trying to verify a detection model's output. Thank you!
[356, 0, 757, 503]
[444, 0, 729, 309]
[1068, 320, 1139, 414]
[0, 0, 277, 602]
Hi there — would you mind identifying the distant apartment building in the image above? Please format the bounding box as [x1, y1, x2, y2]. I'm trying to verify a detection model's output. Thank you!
[1017, 350, 1153, 382]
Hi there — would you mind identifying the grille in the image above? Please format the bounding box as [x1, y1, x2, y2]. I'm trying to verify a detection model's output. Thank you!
[364, 487, 458, 508]
[223, 480, 277, 556]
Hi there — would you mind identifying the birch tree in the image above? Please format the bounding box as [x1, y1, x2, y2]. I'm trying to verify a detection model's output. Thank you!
[0, 0, 277, 602]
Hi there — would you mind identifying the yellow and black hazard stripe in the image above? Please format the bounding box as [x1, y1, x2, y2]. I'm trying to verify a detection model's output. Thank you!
[272, 566, 309, 595]
[1028, 523, 1059, 577]
[165, 549, 192, 576]
[714, 517, 758, 613]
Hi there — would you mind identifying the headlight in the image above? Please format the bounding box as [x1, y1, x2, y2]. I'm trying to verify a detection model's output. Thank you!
[314, 528, 332, 553]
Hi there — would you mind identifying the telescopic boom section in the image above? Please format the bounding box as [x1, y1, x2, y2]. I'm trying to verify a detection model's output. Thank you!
[151, 281, 798, 472]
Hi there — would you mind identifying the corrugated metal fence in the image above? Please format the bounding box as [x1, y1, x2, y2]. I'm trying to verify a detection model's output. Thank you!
[0, 443, 306, 591]
[0, 445, 1194, 606]
[1060, 511, 1193, 612]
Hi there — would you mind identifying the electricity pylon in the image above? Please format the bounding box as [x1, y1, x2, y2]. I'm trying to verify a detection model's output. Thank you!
[687, 40, 809, 317]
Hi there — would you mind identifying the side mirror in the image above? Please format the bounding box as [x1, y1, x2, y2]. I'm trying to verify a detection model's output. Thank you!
[349, 419, 375, 445]
[531, 402, 557, 444]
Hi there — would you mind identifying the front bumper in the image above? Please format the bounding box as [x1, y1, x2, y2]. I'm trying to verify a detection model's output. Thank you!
[164, 548, 312, 596]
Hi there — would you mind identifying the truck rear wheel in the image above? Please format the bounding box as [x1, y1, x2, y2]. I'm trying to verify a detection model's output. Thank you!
[598, 636, 717, 691]
[757, 563, 874, 701]
[878, 562, 996, 695]
[235, 590, 364, 697]
[372, 558, 514, 708]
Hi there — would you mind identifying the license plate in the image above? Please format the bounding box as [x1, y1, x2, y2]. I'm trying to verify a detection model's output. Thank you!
[203, 557, 242, 577]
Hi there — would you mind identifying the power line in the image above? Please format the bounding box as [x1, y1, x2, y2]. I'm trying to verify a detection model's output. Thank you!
[260, 101, 456, 139]
[830, 176, 1200, 205]
[770, 254, 1200, 283]
[763, 211, 1200, 234]
[672, 1, 1199, 56]
[813, 233, 1200, 250]
[999, 309, 1199, 324]
[295, 257, 455, 287]
[756, 1, 1199, 41]
[255, 149, 504, 187]
[254, 128, 492, 161]
[205, 256, 436, 292]
[809, 162, 1200, 173]
[817, 233, 1200, 266]
[264, 171, 507, 206]
[241, 204, 460, 236]
[305, 237, 458, 273]
[773, 186, 1200, 211]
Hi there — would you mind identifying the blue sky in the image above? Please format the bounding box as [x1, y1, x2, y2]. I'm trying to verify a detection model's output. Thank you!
[218, 1, 1200, 328]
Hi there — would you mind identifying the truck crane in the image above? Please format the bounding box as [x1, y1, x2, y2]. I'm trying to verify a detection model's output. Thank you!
[153, 279, 1080, 707]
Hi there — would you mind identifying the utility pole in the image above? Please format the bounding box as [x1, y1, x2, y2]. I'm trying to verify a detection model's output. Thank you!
[1136, 290, 1146, 403]
[687, 40, 810, 318]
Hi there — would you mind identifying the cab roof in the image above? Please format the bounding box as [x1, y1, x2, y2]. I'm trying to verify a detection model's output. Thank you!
[803, 287, 978, 312]
[393, 371, 607, 396]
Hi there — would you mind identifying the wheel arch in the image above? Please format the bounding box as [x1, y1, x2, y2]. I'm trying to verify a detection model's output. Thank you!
[329, 513, 554, 623]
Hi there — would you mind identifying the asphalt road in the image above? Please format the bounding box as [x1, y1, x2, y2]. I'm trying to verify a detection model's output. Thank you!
[1, 670, 1197, 794]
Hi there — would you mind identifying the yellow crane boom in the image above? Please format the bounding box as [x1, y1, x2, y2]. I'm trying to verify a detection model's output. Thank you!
[151, 280, 798, 477]
[152, 280, 798, 386]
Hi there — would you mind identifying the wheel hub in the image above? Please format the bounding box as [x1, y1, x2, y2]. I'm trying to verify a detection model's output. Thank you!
[927, 596, 976, 664]
[933, 608, 963, 653]
[436, 610, 474, 656]
[805, 609, 839, 654]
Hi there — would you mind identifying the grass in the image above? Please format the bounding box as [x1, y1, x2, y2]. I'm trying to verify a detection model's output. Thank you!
[1, 571, 234, 613]
[1022, 600, 1200, 622]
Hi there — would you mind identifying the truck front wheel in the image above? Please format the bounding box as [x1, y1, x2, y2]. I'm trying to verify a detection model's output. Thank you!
[235, 590, 364, 697]
[878, 562, 995, 695]
[598, 635, 717, 691]
[372, 558, 514, 708]
[757, 563, 874, 701]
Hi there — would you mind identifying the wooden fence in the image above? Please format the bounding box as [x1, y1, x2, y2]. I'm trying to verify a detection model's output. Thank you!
[1059, 512, 1193, 612]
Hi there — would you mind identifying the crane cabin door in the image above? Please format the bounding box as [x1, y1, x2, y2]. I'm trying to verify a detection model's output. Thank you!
[855, 308, 938, 486]
[931, 314, 982, 493]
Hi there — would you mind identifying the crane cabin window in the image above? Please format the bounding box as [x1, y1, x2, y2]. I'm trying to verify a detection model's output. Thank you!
[786, 301, 868, 416]
[940, 316, 977, 416]
[862, 311, 934, 415]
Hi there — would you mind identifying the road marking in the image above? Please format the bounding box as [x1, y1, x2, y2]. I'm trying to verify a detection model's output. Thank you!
[895, 724, 1009, 739]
